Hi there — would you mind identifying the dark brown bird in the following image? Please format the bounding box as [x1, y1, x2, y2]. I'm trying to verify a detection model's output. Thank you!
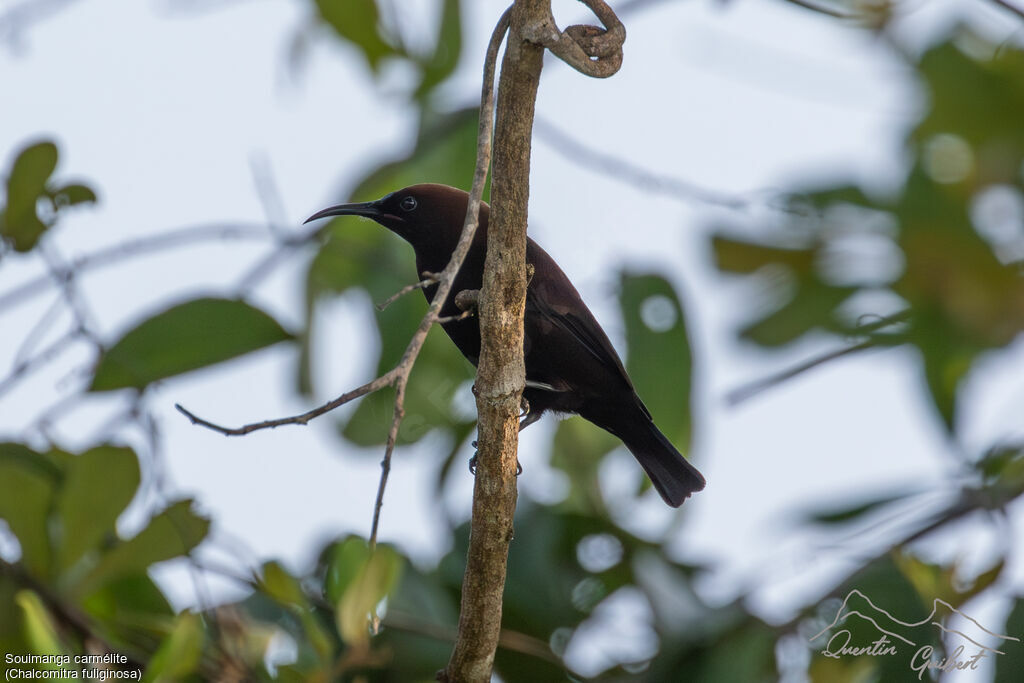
[306, 184, 705, 506]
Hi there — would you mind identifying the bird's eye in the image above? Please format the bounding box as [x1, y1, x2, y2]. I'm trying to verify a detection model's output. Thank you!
[400, 196, 418, 212]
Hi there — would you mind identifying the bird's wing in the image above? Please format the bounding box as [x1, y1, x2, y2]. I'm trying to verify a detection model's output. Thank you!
[525, 287, 650, 419]
[527, 294, 620, 374]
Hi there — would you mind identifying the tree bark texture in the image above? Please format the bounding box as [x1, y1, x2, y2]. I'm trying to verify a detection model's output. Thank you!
[442, 1, 546, 681]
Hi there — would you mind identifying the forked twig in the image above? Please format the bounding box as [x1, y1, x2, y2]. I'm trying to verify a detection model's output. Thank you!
[376, 272, 440, 311]
[176, 7, 513, 556]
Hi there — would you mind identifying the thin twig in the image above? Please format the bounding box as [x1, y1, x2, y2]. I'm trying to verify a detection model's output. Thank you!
[0, 329, 80, 399]
[40, 242, 102, 349]
[773, 487, 1010, 635]
[234, 224, 324, 294]
[726, 339, 877, 405]
[376, 272, 440, 311]
[0, 558, 147, 670]
[383, 611, 562, 666]
[13, 294, 65, 367]
[249, 151, 288, 238]
[988, 0, 1024, 21]
[366, 4, 512, 554]
[534, 115, 752, 210]
[0, 223, 271, 315]
[436, 309, 475, 324]
[174, 370, 397, 435]
[726, 310, 910, 405]
[178, 7, 512, 560]
[778, 0, 856, 19]
[0, 0, 82, 47]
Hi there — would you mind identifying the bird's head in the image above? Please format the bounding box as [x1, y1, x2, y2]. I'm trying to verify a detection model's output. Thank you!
[304, 184, 482, 252]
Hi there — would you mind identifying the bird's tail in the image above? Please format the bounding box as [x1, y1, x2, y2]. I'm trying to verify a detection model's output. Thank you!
[620, 419, 705, 507]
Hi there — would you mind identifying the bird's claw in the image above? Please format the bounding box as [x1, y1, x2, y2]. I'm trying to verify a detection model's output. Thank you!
[468, 441, 522, 476]
[519, 397, 530, 420]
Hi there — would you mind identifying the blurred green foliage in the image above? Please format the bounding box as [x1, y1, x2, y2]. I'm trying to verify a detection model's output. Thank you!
[1, 2, 1023, 682]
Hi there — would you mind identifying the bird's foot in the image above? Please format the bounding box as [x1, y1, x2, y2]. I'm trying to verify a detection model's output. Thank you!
[454, 289, 479, 313]
[468, 441, 522, 476]
[519, 397, 530, 420]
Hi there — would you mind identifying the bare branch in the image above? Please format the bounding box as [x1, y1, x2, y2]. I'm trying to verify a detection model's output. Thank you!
[383, 611, 562, 667]
[725, 310, 910, 404]
[12, 294, 64, 367]
[522, 0, 625, 78]
[0, 224, 270, 316]
[988, 0, 1024, 21]
[233, 223, 325, 294]
[176, 4, 510, 567]
[778, 0, 855, 19]
[376, 272, 440, 311]
[0, 0, 82, 49]
[445, 1, 549, 679]
[0, 329, 79, 399]
[534, 116, 753, 209]
[174, 370, 397, 435]
[435, 309, 476, 324]
[249, 150, 288, 237]
[39, 242, 103, 349]
[726, 339, 877, 405]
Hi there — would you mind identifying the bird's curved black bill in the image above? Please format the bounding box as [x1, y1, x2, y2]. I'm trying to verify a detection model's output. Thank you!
[304, 201, 381, 224]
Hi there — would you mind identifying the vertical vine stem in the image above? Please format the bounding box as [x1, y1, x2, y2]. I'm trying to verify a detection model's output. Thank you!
[442, 2, 547, 680]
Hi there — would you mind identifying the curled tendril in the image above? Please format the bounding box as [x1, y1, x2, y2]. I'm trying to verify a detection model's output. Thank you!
[523, 0, 625, 79]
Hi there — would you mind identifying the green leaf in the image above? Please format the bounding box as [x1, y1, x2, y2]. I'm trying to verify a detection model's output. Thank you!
[0, 573, 28, 656]
[336, 544, 402, 645]
[712, 235, 814, 275]
[91, 297, 292, 391]
[48, 182, 97, 208]
[260, 561, 307, 608]
[81, 574, 174, 624]
[550, 417, 618, 511]
[142, 611, 203, 683]
[895, 552, 1004, 608]
[258, 561, 335, 665]
[619, 271, 694, 450]
[415, 0, 462, 99]
[314, 0, 397, 72]
[803, 488, 919, 526]
[741, 284, 856, 347]
[0, 444, 58, 577]
[16, 590, 67, 660]
[652, 619, 778, 683]
[324, 536, 371, 605]
[56, 445, 140, 573]
[893, 168, 1024, 431]
[915, 38, 1024, 183]
[995, 597, 1024, 683]
[789, 184, 879, 211]
[75, 500, 209, 598]
[2, 140, 58, 252]
[808, 554, 937, 683]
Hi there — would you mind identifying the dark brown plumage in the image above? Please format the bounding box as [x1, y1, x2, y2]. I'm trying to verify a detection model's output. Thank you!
[306, 183, 705, 506]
